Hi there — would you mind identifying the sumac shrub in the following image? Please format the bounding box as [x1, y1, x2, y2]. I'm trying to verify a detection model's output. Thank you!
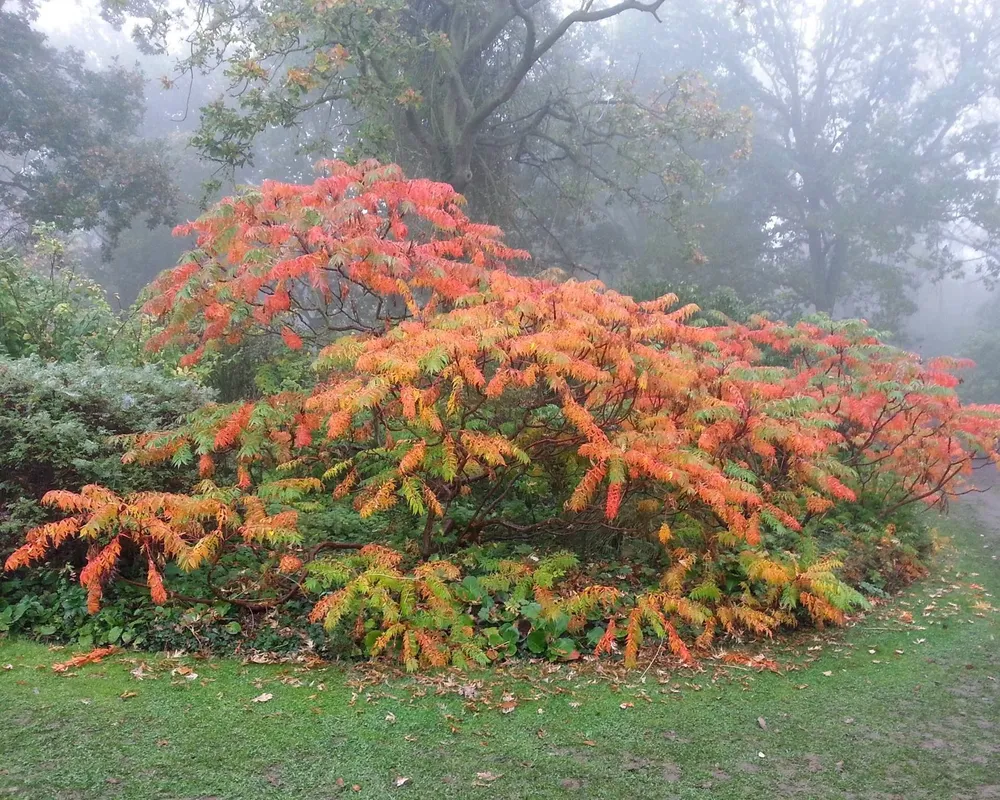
[6, 161, 1000, 668]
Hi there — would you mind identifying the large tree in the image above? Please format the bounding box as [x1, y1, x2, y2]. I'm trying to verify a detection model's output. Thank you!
[133, 0, 747, 274]
[638, 0, 1000, 322]
[0, 0, 176, 253]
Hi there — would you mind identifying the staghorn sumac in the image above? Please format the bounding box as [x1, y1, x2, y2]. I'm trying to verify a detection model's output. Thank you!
[7, 161, 1000, 668]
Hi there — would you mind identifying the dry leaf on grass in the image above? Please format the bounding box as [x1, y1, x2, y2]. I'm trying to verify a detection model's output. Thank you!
[52, 646, 118, 673]
[498, 693, 517, 714]
[171, 666, 198, 681]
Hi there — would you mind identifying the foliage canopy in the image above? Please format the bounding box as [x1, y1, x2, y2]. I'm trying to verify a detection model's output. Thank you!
[126, 0, 750, 273]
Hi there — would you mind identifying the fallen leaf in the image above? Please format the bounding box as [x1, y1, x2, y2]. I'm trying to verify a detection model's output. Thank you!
[385, 712, 397, 724]
[758, 751, 766, 759]
[52, 646, 118, 673]
[394, 776, 411, 788]
[475, 772, 501, 782]
[119, 691, 138, 700]
[352, 784, 361, 792]
[252, 693, 274, 703]
[499, 693, 517, 714]
[620, 702, 634, 709]
[582, 740, 597, 747]
[3, 664, 12, 671]
[822, 671, 833, 677]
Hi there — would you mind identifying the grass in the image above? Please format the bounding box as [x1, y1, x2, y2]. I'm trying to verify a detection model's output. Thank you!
[0, 508, 997, 800]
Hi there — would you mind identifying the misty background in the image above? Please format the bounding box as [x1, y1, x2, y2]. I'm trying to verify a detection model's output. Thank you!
[5, 0, 1000, 397]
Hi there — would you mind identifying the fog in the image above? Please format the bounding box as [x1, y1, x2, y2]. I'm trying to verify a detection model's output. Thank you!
[5, 0, 1000, 397]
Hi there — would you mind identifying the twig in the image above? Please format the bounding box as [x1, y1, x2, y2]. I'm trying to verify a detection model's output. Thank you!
[639, 638, 666, 680]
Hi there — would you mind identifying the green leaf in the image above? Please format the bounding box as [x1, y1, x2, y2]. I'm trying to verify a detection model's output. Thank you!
[526, 629, 548, 654]
[549, 637, 580, 661]
[499, 623, 521, 646]
[363, 630, 381, 654]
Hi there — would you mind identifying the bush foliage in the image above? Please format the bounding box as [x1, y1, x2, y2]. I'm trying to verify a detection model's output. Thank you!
[0, 240, 118, 363]
[0, 356, 212, 555]
[6, 161, 999, 668]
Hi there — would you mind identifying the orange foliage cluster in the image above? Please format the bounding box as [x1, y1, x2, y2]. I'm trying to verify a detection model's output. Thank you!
[7, 161, 1000, 666]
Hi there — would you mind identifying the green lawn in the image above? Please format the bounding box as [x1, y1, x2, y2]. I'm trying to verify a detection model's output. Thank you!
[1, 507, 997, 800]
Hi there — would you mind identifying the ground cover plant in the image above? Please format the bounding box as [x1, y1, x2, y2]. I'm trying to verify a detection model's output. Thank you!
[5, 160, 1000, 669]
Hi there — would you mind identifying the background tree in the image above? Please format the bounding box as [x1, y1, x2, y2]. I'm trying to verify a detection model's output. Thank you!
[616, 0, 1000, 326]
[0, 0, 176, 254]
[132, 0, 748, 276]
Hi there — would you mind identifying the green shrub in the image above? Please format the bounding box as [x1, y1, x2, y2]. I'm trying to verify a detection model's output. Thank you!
[809, 503, 933, 593]
[0, 356, 213, 554]
[0, 235, 120, 362]
[0, 567, 342, 655]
